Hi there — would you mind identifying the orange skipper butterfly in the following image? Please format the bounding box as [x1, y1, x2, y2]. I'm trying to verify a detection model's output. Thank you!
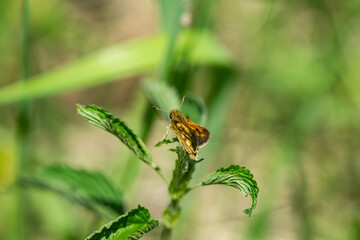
[153, 96, 210, 159]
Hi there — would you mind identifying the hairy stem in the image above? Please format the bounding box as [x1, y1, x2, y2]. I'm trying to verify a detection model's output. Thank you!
[160, 147, 195, 239]
[160, 225, 172, 240]
[152, 163, 170, 185]
[161, 199, 180, 240]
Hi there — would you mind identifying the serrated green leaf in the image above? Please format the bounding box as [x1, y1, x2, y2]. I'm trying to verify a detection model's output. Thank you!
[154, 137, 178, 147]
[85, 205, 158, 240]
[169, 147, 195, 200]
[76, 104, 153, 166]
[20, 165, 124, 216]
[201, 165, 259, 216]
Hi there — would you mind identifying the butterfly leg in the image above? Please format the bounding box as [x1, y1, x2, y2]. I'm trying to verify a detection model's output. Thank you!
[160, 124, 171, 141]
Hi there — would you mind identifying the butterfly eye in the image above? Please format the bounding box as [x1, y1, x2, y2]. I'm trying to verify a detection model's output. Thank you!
[169, 113, 173, 119]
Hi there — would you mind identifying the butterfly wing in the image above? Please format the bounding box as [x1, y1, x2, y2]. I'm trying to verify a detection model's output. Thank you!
[187, 121, 210, 149]
[170, 111, 210, 159]
[177, 133, 198, 159]
[174, 119, 210, 158]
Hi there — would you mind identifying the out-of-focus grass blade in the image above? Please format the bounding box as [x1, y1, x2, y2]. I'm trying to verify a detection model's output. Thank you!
[180, 95, 207, 126]
[157, 0, 183, 82]
[143, 81, 208, 125]
[143, 80, 181, 112]
[205, 73, 235, 153]
[0, 31, 232, 107]
[158, 0, 182, 34]
[177, 30, 232, 68]
[0, 35, 165, 106]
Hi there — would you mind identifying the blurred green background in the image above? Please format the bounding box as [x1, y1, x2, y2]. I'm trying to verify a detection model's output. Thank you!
[1, 0, 359, 239]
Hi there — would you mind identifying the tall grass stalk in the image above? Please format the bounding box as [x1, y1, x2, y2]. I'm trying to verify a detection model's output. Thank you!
[120, 0, 183, 191]
[157, 0, 182, 82]
[15, 0, 31, 239]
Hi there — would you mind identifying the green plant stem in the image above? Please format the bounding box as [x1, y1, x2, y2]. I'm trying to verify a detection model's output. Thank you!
[119, 106, 167, 190]
[160, 148, 196, 240]
[161, 199, 180, 240]
[151, 162, 170, 186]
[185, 183, 202, 192]
[160, 225, 172, 240]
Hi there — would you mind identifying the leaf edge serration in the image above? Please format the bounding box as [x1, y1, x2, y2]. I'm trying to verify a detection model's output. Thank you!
[85, 205, 159, 240]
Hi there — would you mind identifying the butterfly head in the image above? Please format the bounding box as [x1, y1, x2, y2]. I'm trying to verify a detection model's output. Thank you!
[169, 109, 181, 120]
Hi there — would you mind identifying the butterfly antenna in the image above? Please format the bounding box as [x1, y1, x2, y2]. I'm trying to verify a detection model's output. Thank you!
[178, 96, 186, 110]
[152, 106, 168, 112]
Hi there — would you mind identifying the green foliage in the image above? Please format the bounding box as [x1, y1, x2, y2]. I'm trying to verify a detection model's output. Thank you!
[85, 205, 158, 240]
[201, 165, 259, 216]
[157, 0, 183, 83]
[205, 72, 235, 153]
[162, 200, 181, 229]
[143, 81, 207, 124]
[168, 147, 195, 200]
[263, 45, 333, 97]
[16, 100, 259, 240]
[154, 137, 178, 147]
[177, 30, 232, 67]
[158, 0, 182, 34]
[143, 81, 181, 115]
[180, 95, 208, 126]
[0, 36, 165, 106]
[2, 0, 358, 239]
[20, 165, 124, 216]
[162, 146, 198, 229]
[76, 104, 153, 166]
[0, 31, 231, 107]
